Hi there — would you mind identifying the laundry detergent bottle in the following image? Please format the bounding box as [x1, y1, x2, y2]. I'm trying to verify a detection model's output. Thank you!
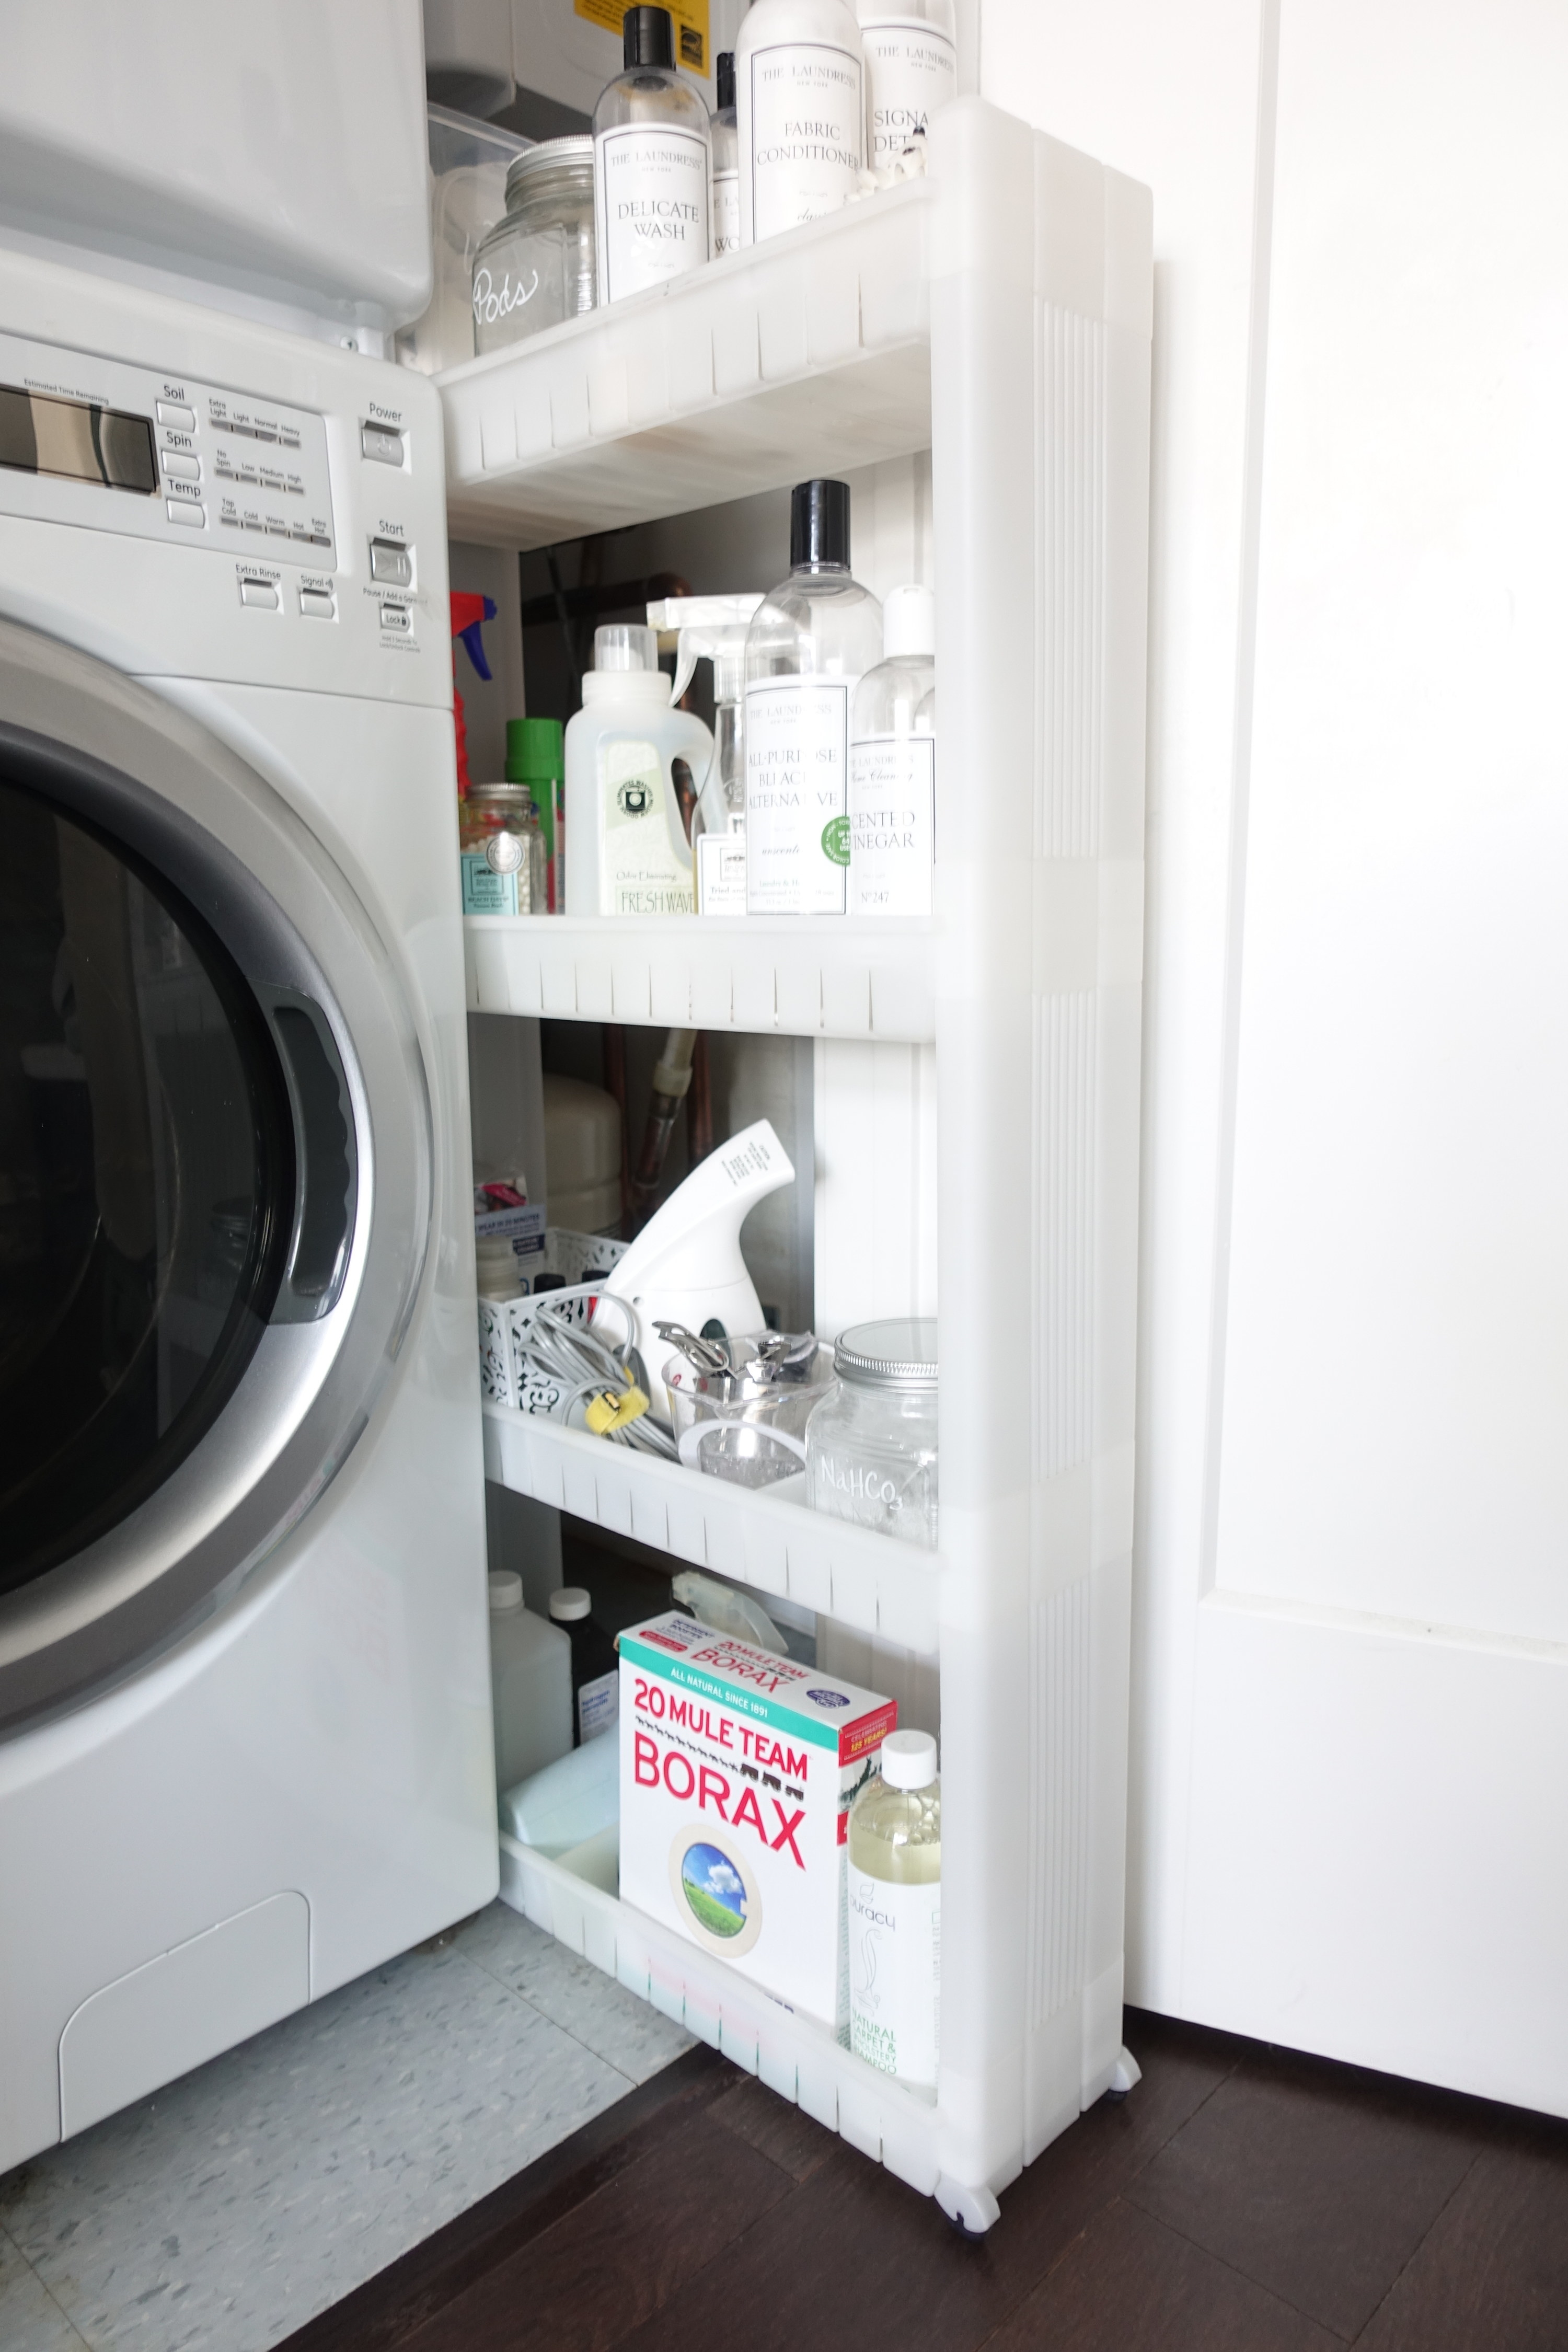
[564, 624, 713, 915]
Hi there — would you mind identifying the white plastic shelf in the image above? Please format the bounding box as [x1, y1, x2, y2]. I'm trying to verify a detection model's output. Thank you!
[499, 1835, 960, 2211]
[481, 1402, 940, 1655]
[463, 913, 935, 1041]
[437, 180, 932, 548]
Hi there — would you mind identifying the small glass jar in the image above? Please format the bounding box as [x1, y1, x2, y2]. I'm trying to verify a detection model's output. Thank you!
[471, 137, 596, 355]
[805, 1318, 938, 1548]
[460, 784, 548, 914]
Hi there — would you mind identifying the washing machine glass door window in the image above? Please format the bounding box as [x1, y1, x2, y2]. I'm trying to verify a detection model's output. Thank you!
[0, 781, 296, 1596]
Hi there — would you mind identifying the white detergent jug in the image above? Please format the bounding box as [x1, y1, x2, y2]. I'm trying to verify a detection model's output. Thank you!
[563, 624, 713, 915]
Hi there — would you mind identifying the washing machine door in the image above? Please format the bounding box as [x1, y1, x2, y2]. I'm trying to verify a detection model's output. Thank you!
[0, 621, 432, 1733]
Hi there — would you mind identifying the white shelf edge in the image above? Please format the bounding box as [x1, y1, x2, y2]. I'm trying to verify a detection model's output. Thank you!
[499, 1833, 946, 2199]
[463, 914, 937, 1042]
[481, 1402, 941, 1656]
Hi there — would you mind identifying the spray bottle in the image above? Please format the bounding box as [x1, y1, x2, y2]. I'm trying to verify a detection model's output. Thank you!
[449, 591, 497, 795]
[650, 594, 763, 916]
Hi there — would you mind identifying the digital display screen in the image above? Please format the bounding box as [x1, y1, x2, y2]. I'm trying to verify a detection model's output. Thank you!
[0, 383, 157, 495]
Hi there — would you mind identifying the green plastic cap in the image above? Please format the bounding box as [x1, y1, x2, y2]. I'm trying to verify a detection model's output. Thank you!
[505, 717, 564, 782]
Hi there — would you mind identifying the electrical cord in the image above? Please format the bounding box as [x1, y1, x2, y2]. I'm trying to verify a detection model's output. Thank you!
[516, 1293, 677, 1459]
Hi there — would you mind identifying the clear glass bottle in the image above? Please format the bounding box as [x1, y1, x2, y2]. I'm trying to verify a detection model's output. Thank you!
[711, 51, 740, 256]
[856, 0, 958, 172]
[849, 582, 936, 916]
[848, 1728, 940, 2088]
[736, 0, 866, 245]
[744, 479, 883, 914]
[593, 6, 712, 305]
[460, 784, 548, 914]
[471, 138, 596, 354]
[805, 1317, 937, 1546]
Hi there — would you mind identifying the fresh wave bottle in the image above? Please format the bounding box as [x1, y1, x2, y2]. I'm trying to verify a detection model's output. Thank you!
[856, 0, 958, 170]
[744, 479, 882, 914]
[848, 582, 936, 915]
[593, 6, 711, 306]
[736, 0, 865, 246]
[564, 625, 712, 915]
[848, 1728, 940, 2088]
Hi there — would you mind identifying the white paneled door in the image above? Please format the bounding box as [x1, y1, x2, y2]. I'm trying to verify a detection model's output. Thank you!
[984, 0, 1568, 2108]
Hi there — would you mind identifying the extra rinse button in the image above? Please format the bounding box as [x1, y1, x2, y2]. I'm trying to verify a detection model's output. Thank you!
[369, 537, 412, 586]
[239, 579, 280, 610]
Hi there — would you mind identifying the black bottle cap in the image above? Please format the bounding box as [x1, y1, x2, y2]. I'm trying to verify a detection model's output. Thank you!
[624, 5, 675, 70]
[716, 51, 735, 110]
[790, 478, 851, 571]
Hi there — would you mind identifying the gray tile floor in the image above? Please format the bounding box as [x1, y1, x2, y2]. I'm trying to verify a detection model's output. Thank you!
[0, 1901, 691, 2352]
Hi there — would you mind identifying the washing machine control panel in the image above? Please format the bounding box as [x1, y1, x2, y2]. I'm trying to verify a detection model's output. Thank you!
[0, 328, 337, 563]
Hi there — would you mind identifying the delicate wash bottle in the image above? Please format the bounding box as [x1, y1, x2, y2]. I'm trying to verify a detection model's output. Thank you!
[593, 5, 711, 306]
[744, 479, 883, 914]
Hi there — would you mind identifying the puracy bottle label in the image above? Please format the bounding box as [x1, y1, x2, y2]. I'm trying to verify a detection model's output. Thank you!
[862, 20, 958, 165]
[847, 734, 935, 914]
[744, 677, 850, 913]
[848, 1867, 940, 2088]
[748, 43, 863, 240]
[713, 167, 741, 256]
[601, 737, 695, 914]
[596, 126, 711, 302]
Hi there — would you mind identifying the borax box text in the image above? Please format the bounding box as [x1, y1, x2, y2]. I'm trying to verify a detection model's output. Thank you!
[618, 1613, 895, 2034]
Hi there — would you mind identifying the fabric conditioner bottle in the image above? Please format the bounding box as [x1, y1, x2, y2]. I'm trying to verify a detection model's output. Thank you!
[593, 5, 712, 306]
[848, 582, 936, 915]
[848, 1728, 941, 2088]
[564, 625, 713, 915]
[735, 0, 866, 247]
[856, 0, 958, 171]
[744, 479, 882, 914]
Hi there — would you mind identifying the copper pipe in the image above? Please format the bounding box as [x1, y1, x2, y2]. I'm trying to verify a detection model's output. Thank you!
[688, 1032, 712, 1164]
[602, 1023, 631, 1228]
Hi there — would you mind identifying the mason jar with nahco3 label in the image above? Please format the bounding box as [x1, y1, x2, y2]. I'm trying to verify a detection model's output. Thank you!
[805, 1317, 938, 1548]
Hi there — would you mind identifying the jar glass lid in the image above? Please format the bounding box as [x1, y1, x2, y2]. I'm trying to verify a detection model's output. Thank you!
[504, 136, 594, 209]
[833, 1317, 938, 1388]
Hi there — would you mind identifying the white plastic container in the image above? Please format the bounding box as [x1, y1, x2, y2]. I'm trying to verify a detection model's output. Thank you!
[847, 1726, 940, 2088]
[499, 1722, 620, 1857]
[563, 625, 713, 916]
[856, 0, 958, 170]
[849, 582, 936, 914]
[735, 0, 865, 247]
[488, 1571, 574, 1791]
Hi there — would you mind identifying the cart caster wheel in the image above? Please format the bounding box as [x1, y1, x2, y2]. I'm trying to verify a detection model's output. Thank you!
[1103, 2045, 1143, 2105]
[935, 2175, 1001, 2237]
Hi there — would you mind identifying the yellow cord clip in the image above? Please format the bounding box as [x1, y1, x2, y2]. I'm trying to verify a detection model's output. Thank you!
[584, 1384, 649, 1435]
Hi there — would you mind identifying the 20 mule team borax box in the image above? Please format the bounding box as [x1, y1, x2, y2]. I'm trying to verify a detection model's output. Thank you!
[618, 1614, 896, 2034]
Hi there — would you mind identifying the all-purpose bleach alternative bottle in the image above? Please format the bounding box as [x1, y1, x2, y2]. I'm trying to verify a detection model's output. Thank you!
[847, 1727, 940, 2088]
[564, 625, 713, 914]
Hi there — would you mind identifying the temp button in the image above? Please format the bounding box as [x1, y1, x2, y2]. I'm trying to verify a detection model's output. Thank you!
[369, 537, 412, 586]
[167, 500, 205, 528]
[157, 399, 196, 430]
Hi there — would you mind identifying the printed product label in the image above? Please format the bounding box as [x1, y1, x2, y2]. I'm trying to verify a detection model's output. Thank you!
[847, 734, 935, 914]
[848, 1869, 940, 2088]
[579, 1668, 619, 1744]
[596, 126, 711, 303]
[601, 737, 695, 913]
[745, 677, 850, 913]
[696, 822, 747, 913]
[460, 850, 519, 914]
[748, 42, 863, 240]
[862, 20, 958, 164]
[575, 0, 709, 75]
[713, 168, 741, 256]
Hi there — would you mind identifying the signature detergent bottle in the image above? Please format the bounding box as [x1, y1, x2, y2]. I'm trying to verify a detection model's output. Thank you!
[563, 624, 713, 915]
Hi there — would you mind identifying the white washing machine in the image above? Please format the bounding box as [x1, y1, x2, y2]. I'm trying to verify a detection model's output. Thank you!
[0, 240, 496, 2173]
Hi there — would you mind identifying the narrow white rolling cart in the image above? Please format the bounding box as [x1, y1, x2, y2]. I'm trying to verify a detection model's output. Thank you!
[439, 98, 1151, 2233]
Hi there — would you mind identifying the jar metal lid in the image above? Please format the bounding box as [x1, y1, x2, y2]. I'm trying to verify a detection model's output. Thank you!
[833, 1317, 938, 1388]
[503, 136, 594, 208]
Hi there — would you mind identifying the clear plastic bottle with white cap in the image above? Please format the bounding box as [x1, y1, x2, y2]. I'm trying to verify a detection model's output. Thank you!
[489, 1571, 574, 1792]
[744, 478, 883, 914]
[847, 1727, 941, 2087]
[848, 582, 936, 915]
[563, 623, 714, 915]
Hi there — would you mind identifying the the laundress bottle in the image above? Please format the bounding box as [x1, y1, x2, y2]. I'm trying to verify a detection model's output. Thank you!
[593, 4, 712, 305]
[848, 582, 936, 914]
[856, 0, 957, 171]
[735, 0, 866, 247]
[743, 479, 882, 913]
[847, 1728, 941, 2088]
[711, 51, 741, 255]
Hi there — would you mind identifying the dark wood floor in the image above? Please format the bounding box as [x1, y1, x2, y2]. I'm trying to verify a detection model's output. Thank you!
[283, 2007, 1568, 2352]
